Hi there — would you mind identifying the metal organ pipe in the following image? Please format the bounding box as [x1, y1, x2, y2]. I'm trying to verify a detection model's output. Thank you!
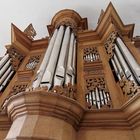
[71, 39, 76, 85]
[32, 29, 58, 89]
[54, 26, 71, 86]
[41, 25, 65, 89]
[116, 37, 140, 83]
[0, 53, 9, 69]
[0, 71, 14, 91]
[110, 58, 121, 80]
[114, 44, 135, 81]
[65, 33, 75, 85]
[0, 66, 12, 85]
[0, 59, 11, 77]
[113, 54, 124, 77]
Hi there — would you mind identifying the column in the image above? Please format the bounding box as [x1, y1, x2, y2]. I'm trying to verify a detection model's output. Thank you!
[32, 28, 58, 89]
[41, 25, 65, 89]
[54, 26, 71, 86]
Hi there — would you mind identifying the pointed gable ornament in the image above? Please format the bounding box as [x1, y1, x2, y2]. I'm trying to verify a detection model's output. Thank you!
[97, 9, 105, 24]
[24, 24, 37, 40]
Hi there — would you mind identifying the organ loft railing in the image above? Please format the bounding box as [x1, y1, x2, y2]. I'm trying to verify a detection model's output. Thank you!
[104, 31, 140, 101]
[83, 46, 112, 109]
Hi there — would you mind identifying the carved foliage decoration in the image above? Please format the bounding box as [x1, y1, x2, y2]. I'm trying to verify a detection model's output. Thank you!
[56, 18, 78, 33]
[104, 31, 117, 58]
[10, 83, 28, 95]
[119, 77, 140, 97]
[8, 48, 24, 71]
[85, 77, 112, 109]
[24, 24, 37, 40]
[25, 55, 41, 70]
[50, 83, 76, 100]
[83, 47, 100, 62]
[85, 77, 107, 92]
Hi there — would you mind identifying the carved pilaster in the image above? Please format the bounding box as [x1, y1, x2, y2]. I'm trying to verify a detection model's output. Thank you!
[7, 47, 24, 71]
[104, 31, 117, 59]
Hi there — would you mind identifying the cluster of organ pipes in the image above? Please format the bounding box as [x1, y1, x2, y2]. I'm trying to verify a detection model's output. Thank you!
[0, 54, 14, 92]
[32, 25, 76, 90]
[109, 37, 140, 85]
[86, 88, 111, 109]
[83, 47, 100, 62]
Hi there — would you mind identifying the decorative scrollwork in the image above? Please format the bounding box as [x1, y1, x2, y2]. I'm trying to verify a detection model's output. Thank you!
[85, 77, 107, 92]
[83, 47, 100, 62]
[25, 55, 41, 70]
[56, 18, 78, 33]
[119, 77, 140, 97]
[85, 77, 112, 109]
[10, 83, 28, 95]
[24, 24, 37, 40]
[7, 48, 24, 71]
[50, 83, 76, 100]
[104, 31, 117, 58]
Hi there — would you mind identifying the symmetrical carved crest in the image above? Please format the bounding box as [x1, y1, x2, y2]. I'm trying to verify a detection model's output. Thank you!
[25, 55, 41, 70]
[104, 31, 117, 58]
[50, 83, 76, 100]
[83, 47, 100, 62]
[56, 18, 78, 33]
[24, 24, 37, 40]
[10, 83, 28, 95]
[119, 77, 140, 97]
[7, 48, 24, 71]
[85, 77, 112, 109]
[85, 77, 107, 92]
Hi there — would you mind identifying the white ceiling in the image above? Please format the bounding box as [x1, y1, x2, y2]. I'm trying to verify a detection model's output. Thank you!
[0, 0, 140, 56]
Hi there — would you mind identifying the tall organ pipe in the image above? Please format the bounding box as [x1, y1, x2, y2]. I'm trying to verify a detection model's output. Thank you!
[65, 33, 75, 85]
[41, 25, 65, 89]
[54, 26, 71, 86]
[72, 39, 76, 85]
[116, 37, 140, 83]
[32, 29, 58, 88]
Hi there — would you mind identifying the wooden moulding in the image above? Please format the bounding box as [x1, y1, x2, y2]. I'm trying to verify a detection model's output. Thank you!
[17, 70, 34, 82]
[0, 112, 11, 131]
[11, 24, 49, 53]
[4, 90, 84, 130]
[47, 9, 88, 36]
[80, 93, 140, 130]
[2, 89, 140, 130]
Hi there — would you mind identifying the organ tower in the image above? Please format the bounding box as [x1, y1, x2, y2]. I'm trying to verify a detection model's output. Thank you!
[0, 3, 140, 140]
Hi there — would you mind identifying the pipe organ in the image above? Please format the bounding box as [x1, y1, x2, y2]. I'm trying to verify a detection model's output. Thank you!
[105, 32, 140, 97]
[0, 54, 14, 92]
[33, 25, 76, 90]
